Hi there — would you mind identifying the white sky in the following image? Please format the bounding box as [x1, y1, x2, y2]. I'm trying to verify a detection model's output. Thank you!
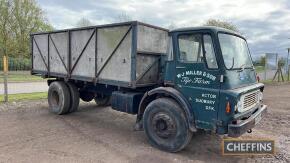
[37, 0, 290, 59]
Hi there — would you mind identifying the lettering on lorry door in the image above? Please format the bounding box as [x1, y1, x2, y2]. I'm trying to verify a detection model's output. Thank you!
[195, 93, 217, 111]
[177, 70, 216, 85]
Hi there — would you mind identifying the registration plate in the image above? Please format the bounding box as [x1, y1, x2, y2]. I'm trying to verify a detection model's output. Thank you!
[255, 114, 262, 125]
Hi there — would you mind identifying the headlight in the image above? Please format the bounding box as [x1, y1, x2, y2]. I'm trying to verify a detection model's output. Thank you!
[236, 100, 243, 112]
[258, 92, 263, 101]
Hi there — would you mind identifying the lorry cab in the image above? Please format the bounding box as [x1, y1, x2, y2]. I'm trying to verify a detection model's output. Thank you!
[163, 26, 267, 137]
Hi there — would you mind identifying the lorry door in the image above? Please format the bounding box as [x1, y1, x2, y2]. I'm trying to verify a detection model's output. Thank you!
[175, 32, 221, 130]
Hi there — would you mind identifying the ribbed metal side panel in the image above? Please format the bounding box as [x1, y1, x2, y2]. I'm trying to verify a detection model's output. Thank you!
[31, 21, 169, 87]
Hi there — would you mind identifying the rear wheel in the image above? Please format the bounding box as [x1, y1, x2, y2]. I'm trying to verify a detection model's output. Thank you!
[143, 98, 192, 152]
[67, 82, 80, 113]
[48, 81, 71, 115]
[94, 93, 111, 106]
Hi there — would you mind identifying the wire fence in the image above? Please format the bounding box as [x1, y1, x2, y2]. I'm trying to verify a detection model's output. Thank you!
[256, 53, 290, 82]
[0, 57, 31, 71]
[258, 66, 288, 82]
[0, 57, 47, 102]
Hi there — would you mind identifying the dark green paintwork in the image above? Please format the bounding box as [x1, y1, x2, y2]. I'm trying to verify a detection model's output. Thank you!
[165, 27, 262, 133]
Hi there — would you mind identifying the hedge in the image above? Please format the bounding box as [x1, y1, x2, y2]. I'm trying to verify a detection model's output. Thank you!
[0, 57, 31, 71]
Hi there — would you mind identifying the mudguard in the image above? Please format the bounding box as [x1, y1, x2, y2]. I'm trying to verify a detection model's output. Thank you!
[136, 87, 197, 132]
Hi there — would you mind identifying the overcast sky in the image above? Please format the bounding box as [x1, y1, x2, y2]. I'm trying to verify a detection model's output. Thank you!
[37, 0, 290, 60]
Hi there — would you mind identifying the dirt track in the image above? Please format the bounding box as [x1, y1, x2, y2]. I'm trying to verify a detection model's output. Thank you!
[0, 84, 289, 163]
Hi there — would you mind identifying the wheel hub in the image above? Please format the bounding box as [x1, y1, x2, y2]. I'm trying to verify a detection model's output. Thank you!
[51, 90, 60, 107]
[152, 113, 177, 139]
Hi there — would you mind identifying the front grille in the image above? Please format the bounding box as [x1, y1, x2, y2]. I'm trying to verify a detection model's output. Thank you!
[242, 91, 259, 112]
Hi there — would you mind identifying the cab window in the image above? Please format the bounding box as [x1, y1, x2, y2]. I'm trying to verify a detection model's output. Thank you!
[203, 35, 218, 69]
[178, 34, 218, 69]
[178, 34, 203, 62]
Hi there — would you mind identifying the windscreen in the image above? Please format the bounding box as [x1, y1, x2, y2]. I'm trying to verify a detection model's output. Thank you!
[218, 33, 253, 69]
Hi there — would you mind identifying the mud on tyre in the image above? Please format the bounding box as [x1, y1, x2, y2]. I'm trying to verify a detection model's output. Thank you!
[48, 81, 71, 115]
[143, 97, 193, 152]
[67, 82, 80, 113]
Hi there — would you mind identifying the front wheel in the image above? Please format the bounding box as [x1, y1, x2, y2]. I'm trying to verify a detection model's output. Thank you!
[143, 98, 192, 152]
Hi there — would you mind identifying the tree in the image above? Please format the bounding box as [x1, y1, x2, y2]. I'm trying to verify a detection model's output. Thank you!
[75, 17, 93, 27]
[260, 56, 266, 67]
[0, 0, 12, 58]
[0, 0, 52, 59]
[204, 19, 239, 32]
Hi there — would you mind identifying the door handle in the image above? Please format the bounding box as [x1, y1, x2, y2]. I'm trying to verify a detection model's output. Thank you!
[176, 66, 186, 69]
[220, 75, 224, 83]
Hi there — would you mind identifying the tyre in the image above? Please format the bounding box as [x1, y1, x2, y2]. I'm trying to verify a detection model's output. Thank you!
[48, 81, 71, 115]
[79, 90, 95, 102]
[143, 98, 192, 152]
[94, 93, 111, 106]
[67, 82, 80, 113]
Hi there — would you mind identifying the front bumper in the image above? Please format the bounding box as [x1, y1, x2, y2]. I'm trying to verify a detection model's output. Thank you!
[228, 105, 267, 137]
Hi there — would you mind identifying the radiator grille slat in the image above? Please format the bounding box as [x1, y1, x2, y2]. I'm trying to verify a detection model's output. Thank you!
[241, 91, 259, 112]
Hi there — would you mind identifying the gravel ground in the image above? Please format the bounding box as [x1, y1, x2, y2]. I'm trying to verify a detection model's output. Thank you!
[0, 83, 289, 163]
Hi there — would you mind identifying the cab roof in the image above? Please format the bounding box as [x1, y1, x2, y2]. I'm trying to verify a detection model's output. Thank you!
[170, 26, 242, 37]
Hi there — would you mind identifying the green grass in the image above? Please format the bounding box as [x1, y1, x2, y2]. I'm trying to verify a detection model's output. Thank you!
[0, 92, 47, 103]
[0, 71, 45, 83]
[254, 66, 265, 73]
[261, 79, 290, 84]
[261, 79, 275, 84]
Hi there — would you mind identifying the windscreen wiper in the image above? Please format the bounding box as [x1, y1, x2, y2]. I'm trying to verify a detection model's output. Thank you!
[229, 57, 235, 69]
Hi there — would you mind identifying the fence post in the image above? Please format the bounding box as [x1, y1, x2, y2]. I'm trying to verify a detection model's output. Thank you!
[264, 57, 267, 81]
[3, 55, 8, 102]
[287, 48, 290, 81]
[288, 65, 290, 81]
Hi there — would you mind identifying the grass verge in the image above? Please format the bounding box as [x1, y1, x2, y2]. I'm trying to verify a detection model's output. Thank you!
[254, 66, 265, 73]
[0, 71, 45, 83]
[0, 92, 47, 103]
[261, 79, 290, 84]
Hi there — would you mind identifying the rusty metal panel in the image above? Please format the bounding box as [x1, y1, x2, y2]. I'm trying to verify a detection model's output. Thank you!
[97, 25, 132, 82]
[32, 34, 49, 72]
[31, 22, 170, 87]
[49, 32, 68, 75]
[136, 54, 159, 84]
[137, 25, 168, 54]
[70, 29, 96, 78]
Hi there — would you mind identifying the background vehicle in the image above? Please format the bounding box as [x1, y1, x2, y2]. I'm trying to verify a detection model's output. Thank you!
[31, 21, 267, 152]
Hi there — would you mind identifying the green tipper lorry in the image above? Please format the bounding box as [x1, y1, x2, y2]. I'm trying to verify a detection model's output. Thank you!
[31, 21, 267, 152]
